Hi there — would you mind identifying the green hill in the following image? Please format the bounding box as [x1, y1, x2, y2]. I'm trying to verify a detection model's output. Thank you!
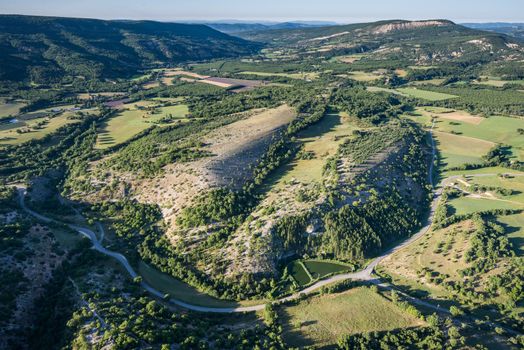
[240, 19, 523, 64]
[0, 15, 260, 83]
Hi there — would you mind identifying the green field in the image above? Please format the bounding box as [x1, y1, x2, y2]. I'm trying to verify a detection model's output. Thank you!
[431, 116, 524, 161]
[497, 213, 524, 255]
[397, 87, 458, 101]
[444, 166, 524, 178]
[281, 287, 425, 348]
[434, 131, 494, 169]
[303, 260, 351, 279]
[448, 196, 521, 216]
[287, 258, 354, 286]
[96, 102, 188, 149]
[0, 108, 92, 146]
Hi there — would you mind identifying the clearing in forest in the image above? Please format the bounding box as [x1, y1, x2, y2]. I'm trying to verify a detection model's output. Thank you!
[345, 71, 382, 82]
[95, 100, 189, 149]
[0, 99, 27, 117]
[396, 87, 458, 101]
[419, 107, 484, 125]
[271, 111, 358, 185]
[0, 106, 96, 146]
[280, 287, 425, 348]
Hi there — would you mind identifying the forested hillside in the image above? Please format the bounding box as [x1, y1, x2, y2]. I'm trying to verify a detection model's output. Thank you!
[240, 19, 523, 64]
[0, 15, 260, 83]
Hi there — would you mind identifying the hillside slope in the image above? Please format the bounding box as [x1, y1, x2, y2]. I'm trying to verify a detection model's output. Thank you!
[0, 15, 260, 82]
[240, 20, 523, 63]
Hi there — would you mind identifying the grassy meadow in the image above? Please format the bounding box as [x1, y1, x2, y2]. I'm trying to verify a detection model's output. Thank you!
[280, 287, 425, 348]
[396, 87, 458, 101]
[96, 101, 188, 149]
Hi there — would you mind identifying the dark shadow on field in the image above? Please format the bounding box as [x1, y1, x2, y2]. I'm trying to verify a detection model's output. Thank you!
[278, 306, 317, 348]
[96, 129, 115, 145]
[498, 220, 524, 255]
[430, 127, 446, 186]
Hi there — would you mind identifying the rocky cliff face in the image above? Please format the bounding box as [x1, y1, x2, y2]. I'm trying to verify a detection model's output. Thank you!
[372, 20, 452, 34]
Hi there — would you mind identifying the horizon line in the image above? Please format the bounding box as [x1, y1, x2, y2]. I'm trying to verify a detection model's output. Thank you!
[0, 13, 523, 25]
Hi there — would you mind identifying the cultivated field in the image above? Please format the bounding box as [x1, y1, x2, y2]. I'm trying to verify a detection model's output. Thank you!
[396, 87, 458, 101]
[287, 259, 352, 286]
[241, 71, 319, 80]
[448, 196, 521, 216]
[280, 287, 425, 348]
[346, 71, 382, 82]
[433, 131, 494, 169]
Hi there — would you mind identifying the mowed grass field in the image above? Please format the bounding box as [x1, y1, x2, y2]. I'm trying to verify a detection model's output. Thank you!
[406, 107, 524, 167]
[280, 287, 425, 348]
[303, 260, 351, 279]
[497, 213, 524, 255]
[434, 131, 494, 169]
[96, 101, 188, 149]
[396, 87, 458, 101]
[432, 115, 524, 161]
[448, 196, 521, 216]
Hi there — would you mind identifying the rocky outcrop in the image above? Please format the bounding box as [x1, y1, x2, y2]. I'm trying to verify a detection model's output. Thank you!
[372, 20, 452, 35]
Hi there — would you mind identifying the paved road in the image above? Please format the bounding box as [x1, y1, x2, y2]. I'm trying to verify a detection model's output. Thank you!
[15, 124, 524, 317]
[15, 126, 441, 313]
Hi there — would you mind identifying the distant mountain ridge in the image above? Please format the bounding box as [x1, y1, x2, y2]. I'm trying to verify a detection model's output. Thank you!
[462, 23, 524, 40]
[237, 19, 523, 64]
[0, 15, 260, 82]
[202, 21, 337, 34]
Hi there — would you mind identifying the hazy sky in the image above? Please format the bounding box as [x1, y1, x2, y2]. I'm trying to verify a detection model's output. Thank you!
[1, 0, 523, 23]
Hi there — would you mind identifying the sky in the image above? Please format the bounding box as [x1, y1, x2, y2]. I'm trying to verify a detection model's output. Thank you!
[0, 0, 523, 23]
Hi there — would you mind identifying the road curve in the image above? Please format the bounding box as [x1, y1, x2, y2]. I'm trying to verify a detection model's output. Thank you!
[16, 126, 441, 313]
[18, 125, 521, 314]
